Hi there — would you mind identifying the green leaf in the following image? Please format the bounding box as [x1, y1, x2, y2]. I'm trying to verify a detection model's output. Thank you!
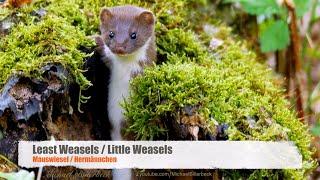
[311, 123, 320, 136]
[0, 170, 35, 180]
[259, 20, 290, 52]
[293, 0, 312, 17]
[223, 0, 282, 15]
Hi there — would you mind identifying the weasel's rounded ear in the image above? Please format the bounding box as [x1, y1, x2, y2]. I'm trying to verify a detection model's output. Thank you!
[100, 8, 113, 25]
[137, 11, 155, 25]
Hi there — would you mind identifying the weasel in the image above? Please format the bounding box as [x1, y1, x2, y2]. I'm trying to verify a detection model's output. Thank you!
[96, 5, 156, 180]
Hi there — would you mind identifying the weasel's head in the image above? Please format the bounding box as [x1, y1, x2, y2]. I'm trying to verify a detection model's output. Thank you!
[99, 6, 155, 57]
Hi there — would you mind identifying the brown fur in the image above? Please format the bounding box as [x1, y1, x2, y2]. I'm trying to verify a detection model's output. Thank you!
[97, 7, 157, 179]
[99, 5, 156, 60]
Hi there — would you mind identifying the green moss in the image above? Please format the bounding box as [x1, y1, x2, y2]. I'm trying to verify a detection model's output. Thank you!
[124, 27, 316, 179]
[44, 0, 200, 35]
[156, 28, 211, 64]
[0, 0, 201, 89]
[0, 0, 316, 179]
[0, 15, 93, 90]
[0, 8, 11, 21]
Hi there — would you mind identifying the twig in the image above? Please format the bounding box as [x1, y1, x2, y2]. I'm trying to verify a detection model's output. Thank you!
[306, 33, 315, 49]
[37, 166, 43, 180]
[284, 0, 305, 121]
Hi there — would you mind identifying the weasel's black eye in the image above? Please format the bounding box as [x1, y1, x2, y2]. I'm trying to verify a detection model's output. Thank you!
[109, 31, 115, 39]
[130, 32, 137, 39]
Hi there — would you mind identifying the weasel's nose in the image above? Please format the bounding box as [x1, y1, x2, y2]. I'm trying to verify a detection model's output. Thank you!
[114, 46, 126, 54]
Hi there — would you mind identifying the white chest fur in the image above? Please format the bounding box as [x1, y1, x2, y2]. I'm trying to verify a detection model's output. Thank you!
[103, 38, 150, 140]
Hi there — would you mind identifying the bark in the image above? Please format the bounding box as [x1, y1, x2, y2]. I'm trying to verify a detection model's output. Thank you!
[0, 52, 112, 178]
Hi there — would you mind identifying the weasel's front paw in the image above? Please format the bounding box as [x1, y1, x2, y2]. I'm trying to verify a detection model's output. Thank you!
[94, 36, 105, 57]
[95, 36, 105, 47]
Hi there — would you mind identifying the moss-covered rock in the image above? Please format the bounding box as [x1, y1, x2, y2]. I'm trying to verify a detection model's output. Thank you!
[0, 0, 199, 90]
[0, 0, 316, 179]
[122, 5, 316, 179]
[124, 40, 316, 178]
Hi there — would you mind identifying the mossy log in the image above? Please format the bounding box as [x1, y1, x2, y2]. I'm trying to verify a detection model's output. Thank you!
[0, 53, 113, 178]
[0, 0, 317, 179]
